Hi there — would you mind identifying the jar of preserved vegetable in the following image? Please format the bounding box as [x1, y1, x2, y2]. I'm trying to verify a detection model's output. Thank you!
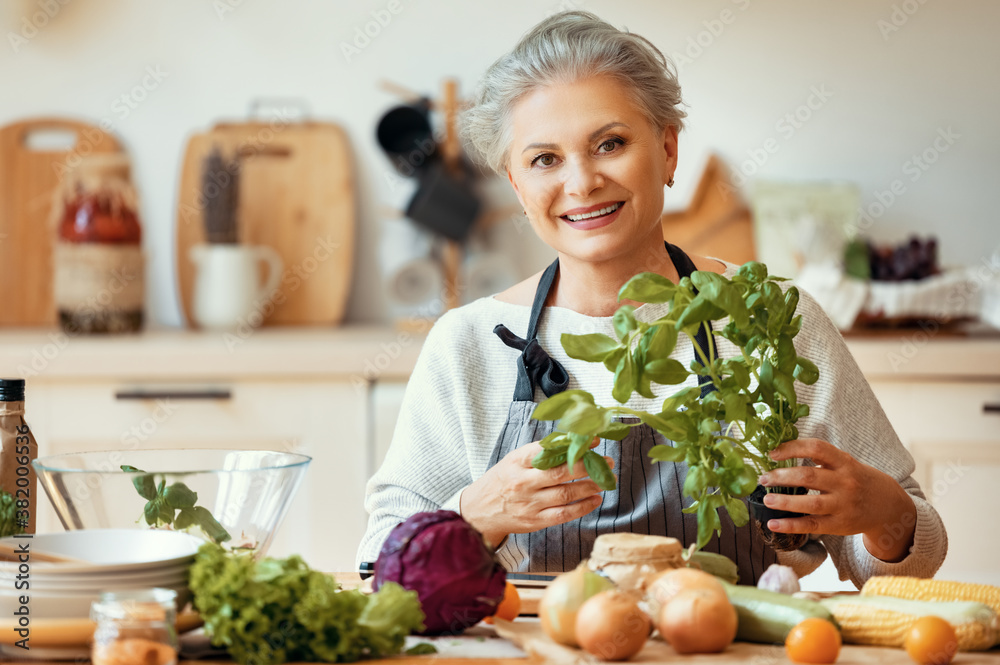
[91, 588, 178, 665]
[53, 153, 145, 333]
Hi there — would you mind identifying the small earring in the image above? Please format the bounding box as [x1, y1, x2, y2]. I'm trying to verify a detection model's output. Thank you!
[667, 177, 675, 188]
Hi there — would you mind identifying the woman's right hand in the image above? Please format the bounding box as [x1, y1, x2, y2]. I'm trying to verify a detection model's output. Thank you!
[459, 437, 613, 549]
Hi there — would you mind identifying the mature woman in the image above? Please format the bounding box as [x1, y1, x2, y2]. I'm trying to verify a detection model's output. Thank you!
[358, 11, 946, 586]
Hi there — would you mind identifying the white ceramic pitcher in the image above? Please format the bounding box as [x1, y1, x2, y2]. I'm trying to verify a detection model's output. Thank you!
[190, 244, 283, 330]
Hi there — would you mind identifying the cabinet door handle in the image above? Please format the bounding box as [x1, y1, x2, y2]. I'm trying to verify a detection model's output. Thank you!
[985, 403, 1000, 414]
[115, 389, 232, 401]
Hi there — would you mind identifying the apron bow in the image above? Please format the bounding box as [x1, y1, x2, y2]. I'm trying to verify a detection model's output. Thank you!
[494, 324, 569, 398]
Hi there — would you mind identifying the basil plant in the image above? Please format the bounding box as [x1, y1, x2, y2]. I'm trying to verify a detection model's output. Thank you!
[530, 261, 819, 550]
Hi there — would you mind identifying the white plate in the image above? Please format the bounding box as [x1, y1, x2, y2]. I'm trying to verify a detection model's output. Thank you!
[0, 583, 190, 620]
[10, 572, 189, 592]
[0, 529, 203, 573]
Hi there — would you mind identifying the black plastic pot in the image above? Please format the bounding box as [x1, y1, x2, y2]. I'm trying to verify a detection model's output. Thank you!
[748, 485, 809, 552]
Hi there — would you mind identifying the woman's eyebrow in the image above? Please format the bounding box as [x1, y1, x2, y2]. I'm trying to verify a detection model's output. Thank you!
[520, 122, 630, 154]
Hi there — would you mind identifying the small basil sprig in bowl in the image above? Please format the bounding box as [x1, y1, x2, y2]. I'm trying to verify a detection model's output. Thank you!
[530, 261, 819, 552]
[121, 465, 231, 544]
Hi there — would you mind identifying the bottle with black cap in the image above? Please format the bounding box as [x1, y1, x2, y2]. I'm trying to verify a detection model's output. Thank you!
[1, 379, 39, 536]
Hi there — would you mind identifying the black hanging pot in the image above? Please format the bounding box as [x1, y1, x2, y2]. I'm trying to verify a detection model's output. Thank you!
[376, 99, 439, 177]
[748, 485, 809, 552]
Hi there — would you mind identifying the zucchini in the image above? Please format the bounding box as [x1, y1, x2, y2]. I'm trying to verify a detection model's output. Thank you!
[722, 582, 837, 644]
[687, 551, 740, 584]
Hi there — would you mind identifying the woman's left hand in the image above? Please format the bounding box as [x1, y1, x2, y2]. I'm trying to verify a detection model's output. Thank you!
[759, 438, 918, 563]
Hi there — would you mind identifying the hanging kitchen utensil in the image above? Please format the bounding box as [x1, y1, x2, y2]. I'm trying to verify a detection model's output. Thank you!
[406, 160, 481, 242]
[376, 98, 437, 177]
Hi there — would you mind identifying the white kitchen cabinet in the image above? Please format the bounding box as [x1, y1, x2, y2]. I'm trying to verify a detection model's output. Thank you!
[863, 379, 1000, 586]
[0, 328, 422, 573]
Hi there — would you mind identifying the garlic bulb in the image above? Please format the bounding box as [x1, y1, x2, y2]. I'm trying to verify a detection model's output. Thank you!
[756, 564, 801, 594]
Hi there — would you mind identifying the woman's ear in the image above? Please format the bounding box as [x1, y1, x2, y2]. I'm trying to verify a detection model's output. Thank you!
[662, 125, 679, 185]
[507, 168, 526, 209]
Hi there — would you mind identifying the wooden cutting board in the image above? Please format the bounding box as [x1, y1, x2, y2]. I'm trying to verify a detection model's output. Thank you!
[0, 119, 122, 326]
[176, 121, 355, 327]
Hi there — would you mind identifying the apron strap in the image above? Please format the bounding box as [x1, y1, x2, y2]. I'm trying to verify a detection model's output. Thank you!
[494, 260, 567, 402]
[665, 243, 719, 399]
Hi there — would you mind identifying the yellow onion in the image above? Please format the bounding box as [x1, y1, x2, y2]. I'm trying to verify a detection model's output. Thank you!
[539, 565, 615, 647]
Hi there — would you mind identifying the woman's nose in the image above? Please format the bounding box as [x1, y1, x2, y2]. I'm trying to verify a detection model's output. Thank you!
[562, 158, 604, 197]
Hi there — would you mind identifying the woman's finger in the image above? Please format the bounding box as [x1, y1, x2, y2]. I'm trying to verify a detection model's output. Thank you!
[760, 465, 838, 493]
[761, 489, 835, 515]
[535, 479, 602, 508]
[769, 438, 847, 468]
[765, 514, 828, 535]
[535, 494, 603, 528]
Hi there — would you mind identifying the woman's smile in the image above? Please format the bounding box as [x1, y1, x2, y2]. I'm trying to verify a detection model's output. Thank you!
[560, 200, 625, 229]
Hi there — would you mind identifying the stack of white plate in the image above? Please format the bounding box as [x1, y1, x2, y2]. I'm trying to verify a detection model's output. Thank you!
[0, 529, 203, 621]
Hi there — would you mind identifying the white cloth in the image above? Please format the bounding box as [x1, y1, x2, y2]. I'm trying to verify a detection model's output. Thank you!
[358, 261, 947, 588]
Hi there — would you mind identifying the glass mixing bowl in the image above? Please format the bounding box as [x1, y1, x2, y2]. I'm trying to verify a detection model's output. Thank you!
[32, 449, 310, 557]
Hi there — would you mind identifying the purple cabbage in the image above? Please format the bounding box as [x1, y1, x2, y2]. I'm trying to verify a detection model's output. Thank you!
[373, 510, 507, 634]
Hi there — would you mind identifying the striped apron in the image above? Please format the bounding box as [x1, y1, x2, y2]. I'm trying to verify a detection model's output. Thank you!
[488, 242, 778, 585]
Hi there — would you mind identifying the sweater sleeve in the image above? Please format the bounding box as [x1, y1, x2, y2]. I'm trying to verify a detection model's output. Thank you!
[355, 311, 474, 567]
[792, 289, 948, 588]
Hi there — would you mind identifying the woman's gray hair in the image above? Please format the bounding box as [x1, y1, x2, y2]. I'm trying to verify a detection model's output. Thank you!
[462, 10, 686, 175]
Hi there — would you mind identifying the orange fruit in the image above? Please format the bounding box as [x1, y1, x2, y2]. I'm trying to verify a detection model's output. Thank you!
[785, 617, 842, 664]
[484, 581, 521, 624]
[904, 616, 958, 665]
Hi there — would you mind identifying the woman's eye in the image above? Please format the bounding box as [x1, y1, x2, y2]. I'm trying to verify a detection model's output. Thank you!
[532, 154, 556, 167]
[598, 138, 624, 153]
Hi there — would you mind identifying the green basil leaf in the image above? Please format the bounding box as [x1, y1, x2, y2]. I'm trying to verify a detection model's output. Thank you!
[163, 482, 198, 509]
[187, 505, 231, 544]
[566, 433, 592, 470]
[638, 411, 687, 441]
[775, 334, 796, 374]
[759, 359, 775, 404]
[771, 366, 797, 403]
[612, 305, 638, 341]
[784, 286, 800, 319]
[538, 431, 570, 449]
[561, 333, 621, 362]
[661, 386, 701, 413]
[691, 272, 750, 328]
[723, 392, 748, 422]
[532, 390, 595, 421]
[618, 272, 677, 303]
[676, 295, 727, 331]
[644, 358, 688, 385]
[583, 451, 616, 491]
[725, 496, 750, 527]
[635, 373, 656, 399]
[725, 360, 751, 390]
[144, 500, 160, 526]
[598, 422, 633, 441]
[738, 261, 767, 283]
[645, 324, 679, 359]
[696, 498, 722, 550]
[557, 402, 606, 435]
[532, 447, 568, 470]
[794, 357, 820, 385]
[174, 507, 198, 530]
[683, 465, 711, 497]
[602, 347, 626, 373]
[794, 403, 810, 419]
[612, 350, 636, 404]
[648, 444, 685, 463]
[784, 315, 803, 337]
[122, 465, 157, 501]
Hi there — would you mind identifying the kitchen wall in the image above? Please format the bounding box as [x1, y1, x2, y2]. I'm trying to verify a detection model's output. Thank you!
[3, 0, 998, 327]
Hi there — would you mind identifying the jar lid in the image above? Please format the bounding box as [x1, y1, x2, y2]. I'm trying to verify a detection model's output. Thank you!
[90, 588, 177, 622]
[0, 379, 25, 402]
[69, 153, 132, 180]
[589, 533, 682, 564]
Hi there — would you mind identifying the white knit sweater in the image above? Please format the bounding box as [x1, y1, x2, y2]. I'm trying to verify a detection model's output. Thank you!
[358, 262, 947, 587]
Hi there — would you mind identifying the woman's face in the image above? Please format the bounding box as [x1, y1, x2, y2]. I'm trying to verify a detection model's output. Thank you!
[506, 74, 678, 265]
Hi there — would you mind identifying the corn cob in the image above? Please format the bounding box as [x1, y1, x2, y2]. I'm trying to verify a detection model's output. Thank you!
[819, 595, 1000, 651]
[862, 576, 1000, 617]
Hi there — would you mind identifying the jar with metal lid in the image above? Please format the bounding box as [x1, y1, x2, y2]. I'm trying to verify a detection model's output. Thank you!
[53, 153, 145, 334]
[90, 588, 178, 665]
